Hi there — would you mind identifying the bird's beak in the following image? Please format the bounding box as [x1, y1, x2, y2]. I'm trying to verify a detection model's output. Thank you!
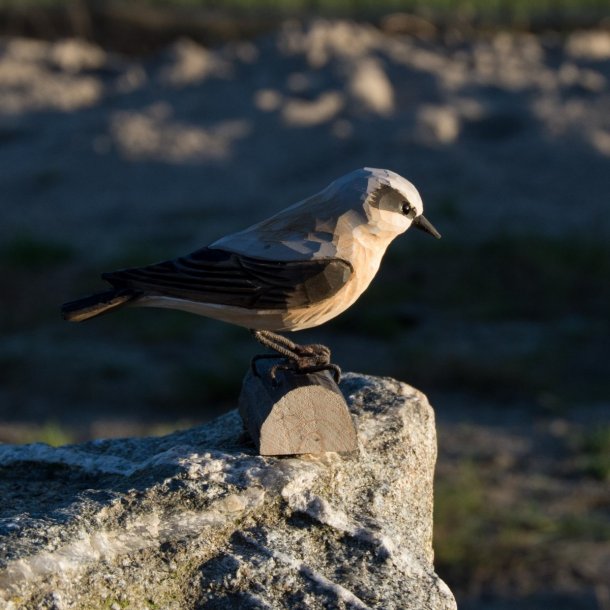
[413, 215, 441, 239]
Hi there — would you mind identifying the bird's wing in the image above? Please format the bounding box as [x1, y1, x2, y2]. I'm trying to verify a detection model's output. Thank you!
[102, 247, 353, 310]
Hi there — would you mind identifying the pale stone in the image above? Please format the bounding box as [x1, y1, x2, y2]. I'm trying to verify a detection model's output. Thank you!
[281, 91, 344, 127]
[567, 31, 610, 60]
[348, 58, 395, 116]
[159, 38, 231, 86]
[0, 374, 455, 610]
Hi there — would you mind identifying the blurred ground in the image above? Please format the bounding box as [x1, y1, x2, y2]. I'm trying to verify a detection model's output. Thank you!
[0, 15, 609, 610]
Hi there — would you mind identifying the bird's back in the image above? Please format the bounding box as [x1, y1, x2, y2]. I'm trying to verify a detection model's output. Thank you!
[209, 168, 387, 263]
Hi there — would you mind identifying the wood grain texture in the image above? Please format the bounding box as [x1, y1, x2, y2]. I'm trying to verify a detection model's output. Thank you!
[62, 168, 430, 331]
[239, 359, 357, 456]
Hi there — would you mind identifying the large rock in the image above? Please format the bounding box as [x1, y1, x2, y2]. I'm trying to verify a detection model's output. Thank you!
[0, 374, 456, 610]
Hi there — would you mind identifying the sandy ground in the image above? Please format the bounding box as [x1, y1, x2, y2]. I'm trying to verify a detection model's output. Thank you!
[0, 20, 609, 608]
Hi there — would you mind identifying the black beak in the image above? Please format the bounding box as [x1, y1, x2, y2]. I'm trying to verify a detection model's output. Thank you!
[413, 215, 441, 239]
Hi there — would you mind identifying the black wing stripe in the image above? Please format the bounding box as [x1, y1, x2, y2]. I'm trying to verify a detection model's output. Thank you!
[102, 247, 353, 310]
[122, 277, 257, 294]
[118, 267, 255, 287]
[173, 260, 238, 274]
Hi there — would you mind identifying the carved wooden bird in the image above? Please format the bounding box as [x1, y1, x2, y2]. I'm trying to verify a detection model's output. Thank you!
[62, 168, 440, 379]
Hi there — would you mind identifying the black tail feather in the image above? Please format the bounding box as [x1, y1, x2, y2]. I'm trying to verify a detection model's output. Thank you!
[61, 289, 136, 322]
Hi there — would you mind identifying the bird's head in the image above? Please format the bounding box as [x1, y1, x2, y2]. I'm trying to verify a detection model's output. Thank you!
[359, 167, 441, 240]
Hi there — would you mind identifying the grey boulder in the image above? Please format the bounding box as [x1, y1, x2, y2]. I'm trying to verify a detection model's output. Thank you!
[0, 373, 456, 610]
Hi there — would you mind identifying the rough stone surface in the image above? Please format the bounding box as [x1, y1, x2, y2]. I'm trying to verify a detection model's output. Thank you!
[0, 374, 456, 610]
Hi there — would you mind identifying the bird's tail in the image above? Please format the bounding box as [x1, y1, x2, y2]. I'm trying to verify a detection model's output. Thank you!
[61, 289, 136, 322]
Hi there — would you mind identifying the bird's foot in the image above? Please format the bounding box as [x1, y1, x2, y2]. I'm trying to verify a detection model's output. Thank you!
[250, 330, 341, 384]
[274, 342, 341, 384]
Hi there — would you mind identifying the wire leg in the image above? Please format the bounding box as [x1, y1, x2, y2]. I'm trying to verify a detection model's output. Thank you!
[250, 330, 341, 383]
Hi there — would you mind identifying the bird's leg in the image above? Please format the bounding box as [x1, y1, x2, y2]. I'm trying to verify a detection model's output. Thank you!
[250, 330, 341, 383]
[251, 330, 312, 361]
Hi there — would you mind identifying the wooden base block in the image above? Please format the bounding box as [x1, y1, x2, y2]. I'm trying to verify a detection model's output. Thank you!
[239, 359, 358, 456]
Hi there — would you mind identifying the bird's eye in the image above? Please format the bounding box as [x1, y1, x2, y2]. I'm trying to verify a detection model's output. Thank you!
[402, 201, 413, 215]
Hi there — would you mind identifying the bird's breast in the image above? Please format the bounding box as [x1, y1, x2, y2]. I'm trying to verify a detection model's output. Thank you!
[279, 233, 387, 331]
[333, 225, 389, 293]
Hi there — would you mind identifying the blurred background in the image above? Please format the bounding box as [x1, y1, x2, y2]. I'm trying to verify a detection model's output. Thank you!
[1, 0, 609, 608]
